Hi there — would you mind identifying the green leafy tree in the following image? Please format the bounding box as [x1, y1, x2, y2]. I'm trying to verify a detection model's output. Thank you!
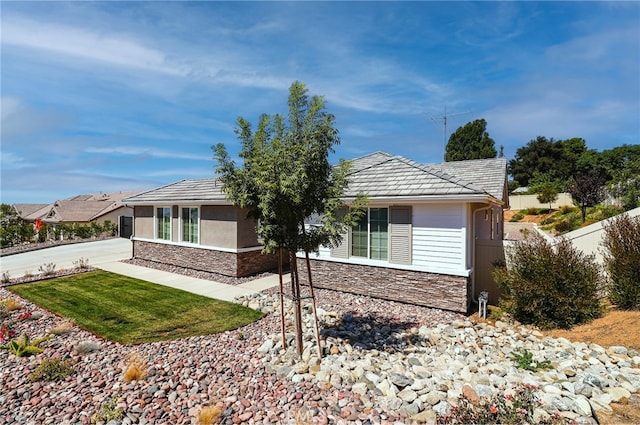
[508, 137, 588, 187]
[557, 137, 588, 179]
[599, 144, 640, 180]
[608, 155, 640, 210]
[508, 137, 562, 187]
[568, 170, 607, 222]
[445, 119, 497, 161]
[214, 81, 366, 354]
[0, 204, 35, 248]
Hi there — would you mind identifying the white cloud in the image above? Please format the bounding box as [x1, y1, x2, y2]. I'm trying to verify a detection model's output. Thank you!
[2, 17, 186, 76]
[84, 146, 210, 161]
[1, 97, 67, 144]
[0, 151, 36, 170]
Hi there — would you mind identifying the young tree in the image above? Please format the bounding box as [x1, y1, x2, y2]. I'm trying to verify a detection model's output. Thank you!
[214, 81, 366, 355]
[444, 119, 497, 162]
[568, 170, 607, 222]
[529, 173, 562, 210]
[536, 182, 559, 211]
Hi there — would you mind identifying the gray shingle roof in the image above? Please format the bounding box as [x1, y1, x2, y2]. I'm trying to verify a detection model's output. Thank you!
[428, 157, 508, 201]
[345, 152, 507, 202]
[123, 179, 227, 204]
[124, 152, 507, 206]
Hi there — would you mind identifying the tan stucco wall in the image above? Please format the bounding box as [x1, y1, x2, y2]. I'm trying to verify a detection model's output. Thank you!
[134, 206, 154, 239]
[134, 204, 260, 249]
[200, 205, 238, 248]
[95, 206, 133, 225]
[236, 208, 260, 248]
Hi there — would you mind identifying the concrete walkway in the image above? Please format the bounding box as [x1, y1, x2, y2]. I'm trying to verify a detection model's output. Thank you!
[1, 238, 287, 302]
[97, 261, 287, 302]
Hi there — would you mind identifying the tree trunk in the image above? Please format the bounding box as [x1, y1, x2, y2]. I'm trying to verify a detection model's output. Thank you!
[305, 251, 323, 359]
[278, 247, 286, 349]
[289, 251, 304, 355]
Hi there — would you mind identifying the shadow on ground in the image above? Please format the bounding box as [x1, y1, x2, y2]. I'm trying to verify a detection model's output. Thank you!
[320, 311, 424, 353]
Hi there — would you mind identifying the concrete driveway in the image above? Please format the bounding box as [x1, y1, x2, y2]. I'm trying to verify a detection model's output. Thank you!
[0, 238, 132, 278]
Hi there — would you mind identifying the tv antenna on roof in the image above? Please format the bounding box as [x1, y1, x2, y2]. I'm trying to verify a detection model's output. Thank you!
[430, 106, 472, 160]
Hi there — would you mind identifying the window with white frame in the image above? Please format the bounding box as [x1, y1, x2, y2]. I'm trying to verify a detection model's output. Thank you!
[351, 207, 389, 260]
[181, 207, 199, 244]
[156, 207, 171, 240]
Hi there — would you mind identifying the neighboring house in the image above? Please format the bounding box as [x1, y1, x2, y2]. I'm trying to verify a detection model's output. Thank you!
[122, 180, 279, 278]
[123, 151, 508, 313]
[14, 191, 141, 235]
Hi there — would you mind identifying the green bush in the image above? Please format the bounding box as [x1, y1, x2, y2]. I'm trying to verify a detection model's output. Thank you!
[524, 208, 541, 216]
[509, 212, 525, 222]
[1, 333, 51, 357]
[90, 222, 103, 237]
[29, 358, 75, 381]
[593, 204, 624, 221]
[554, 219, 573, 234]
[602, 213, 640, 310]
[510, 349, 552, 371]
[493, 234, 604, 329]
[103, 220, 118, 236]
[559, 205, 574, 215]
[540, 217, 555, 226]
[74, 224, 93, 239]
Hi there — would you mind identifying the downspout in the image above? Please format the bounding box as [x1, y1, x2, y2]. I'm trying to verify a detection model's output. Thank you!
[123, 203, 135, 260]
[471, 204, 493, 308]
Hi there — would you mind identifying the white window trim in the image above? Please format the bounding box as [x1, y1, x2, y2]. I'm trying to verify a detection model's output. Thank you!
[155, 206, 172, 241]
[179, 206, 200, 245]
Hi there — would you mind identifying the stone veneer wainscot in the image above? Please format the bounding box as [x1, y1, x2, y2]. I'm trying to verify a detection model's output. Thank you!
[132, 239, 279, 278]
[297, 258, 470, 313]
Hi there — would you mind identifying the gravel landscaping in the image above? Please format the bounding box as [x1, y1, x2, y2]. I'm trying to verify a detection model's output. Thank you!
[2, 279, 640, 425]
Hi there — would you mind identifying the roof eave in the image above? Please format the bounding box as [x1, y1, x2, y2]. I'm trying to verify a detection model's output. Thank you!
[342, 193, 504, 206]
[123, 199, 233, 207]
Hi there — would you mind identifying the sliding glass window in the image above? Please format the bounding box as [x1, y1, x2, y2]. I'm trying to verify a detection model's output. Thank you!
[351, 207, 388, 260]
[156, 207, 171, 240]
[181, 207, 199, 244]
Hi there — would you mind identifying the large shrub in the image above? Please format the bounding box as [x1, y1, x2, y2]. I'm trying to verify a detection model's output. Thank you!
[493, 233, 604, 329]
[602, 213, 640, 309]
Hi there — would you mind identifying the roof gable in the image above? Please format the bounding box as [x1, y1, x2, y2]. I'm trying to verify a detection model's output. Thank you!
[345, 152, 503, 201]
[13, 204, 49, 220]
[428, 157, 508, 202]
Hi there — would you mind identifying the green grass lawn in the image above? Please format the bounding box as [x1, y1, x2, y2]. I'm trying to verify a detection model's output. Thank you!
[8, 270, 263, 344]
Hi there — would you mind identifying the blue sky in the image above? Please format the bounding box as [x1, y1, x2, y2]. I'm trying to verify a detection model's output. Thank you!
[2, 1, 639, 204]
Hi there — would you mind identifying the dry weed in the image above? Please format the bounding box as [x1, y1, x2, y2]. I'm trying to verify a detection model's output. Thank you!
[2, 299, 23, 311]
[291, 406, 314, 425]
[122, 352, 148, 382]
[50, 320, 74, 335]
[196, 405, 222, 425]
